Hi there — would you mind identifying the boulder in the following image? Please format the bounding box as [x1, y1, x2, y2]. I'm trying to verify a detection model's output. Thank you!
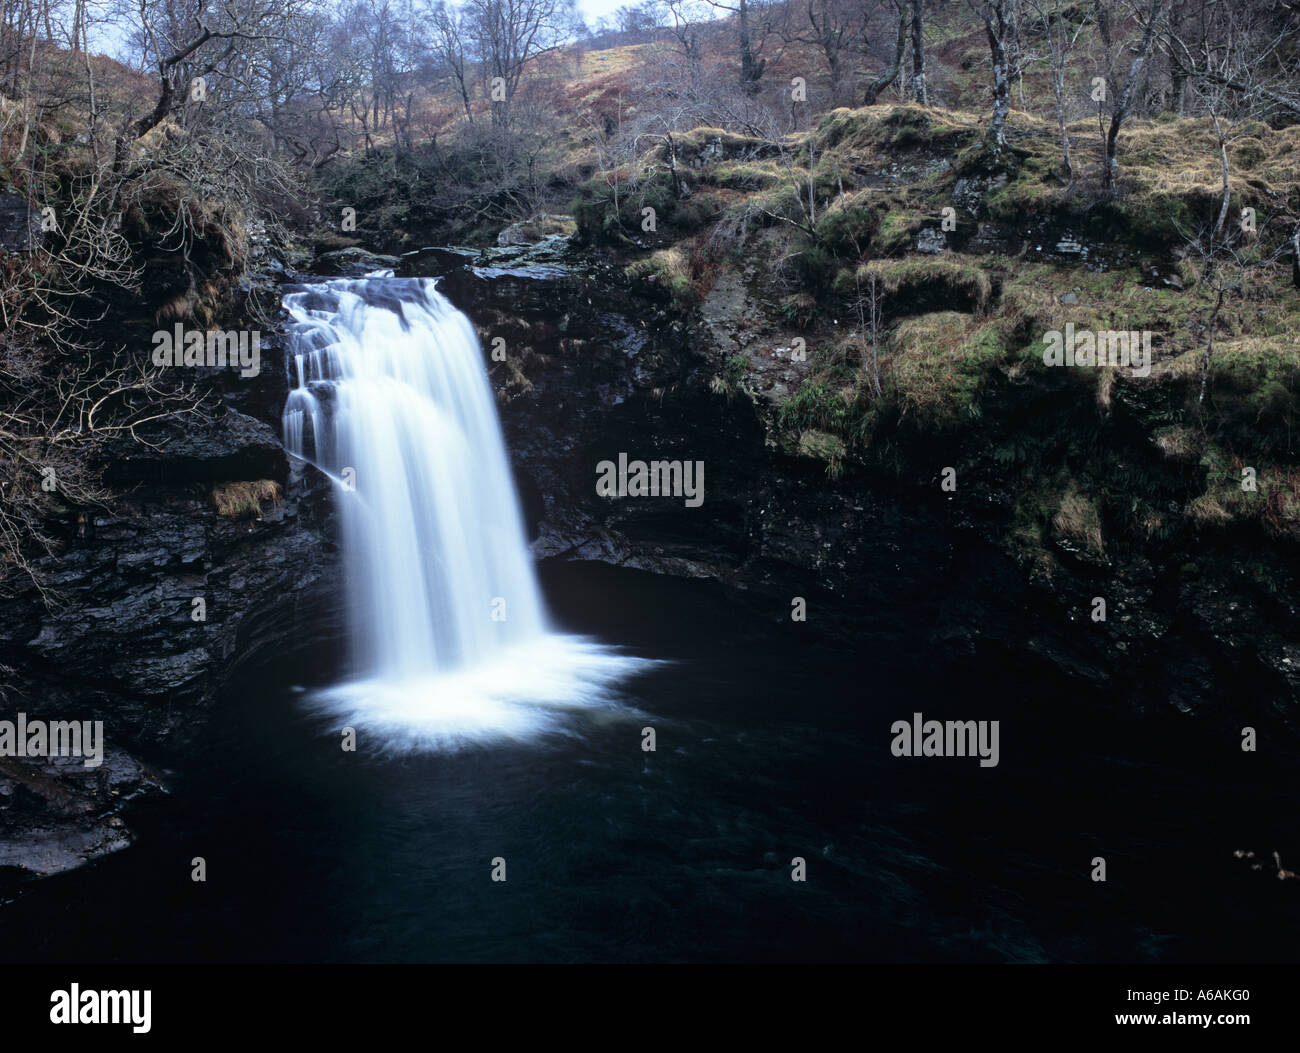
[313, 246, 401, 276]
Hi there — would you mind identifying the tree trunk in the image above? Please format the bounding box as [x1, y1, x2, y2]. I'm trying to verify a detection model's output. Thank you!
[983, 1, 1010, 152]
[1103, 117, 1120, 190]
[1291, 220, 1300, 290]
[738, 0, 765, 95]
[1199, 285, 1223, 404]
[865, 8, 908, 105]
[457, 72, 473, 123]
[1213, 119, 1230, 235]
[1100, 0, 1163, 192]
[826, 46, 841, 105]
[909, 0, 927, 104]
[1171, 68, 1186, 115]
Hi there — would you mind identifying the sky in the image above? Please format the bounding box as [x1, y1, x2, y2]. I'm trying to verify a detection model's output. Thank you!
[89, 0, 647, 62]
[578, 0, 633, 27]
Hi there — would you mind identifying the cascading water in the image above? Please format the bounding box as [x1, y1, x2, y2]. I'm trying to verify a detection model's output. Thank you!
[281, 274, 649, 749]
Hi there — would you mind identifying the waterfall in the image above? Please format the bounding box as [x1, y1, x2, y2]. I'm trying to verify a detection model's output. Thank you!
[281, 274, 649, 750]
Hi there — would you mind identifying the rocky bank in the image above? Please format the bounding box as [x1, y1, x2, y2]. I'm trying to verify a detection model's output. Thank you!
[2, 229, 1297, 889]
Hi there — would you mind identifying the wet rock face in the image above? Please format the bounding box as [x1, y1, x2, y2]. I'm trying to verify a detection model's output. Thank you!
[429, 255, 1298, 736]
[0, 191, 40, 252]
[101, 410, 289, 488]
[4, 460, 336, 703]
[915, 228, 946, 254]
[0, 337, 342, 888]
[497, 217, 574, 247]
[0, 748, 163, 884]
[428, 255, 965, 625]
[427, 253, 753, 573]
[953, 173, 1007, 216]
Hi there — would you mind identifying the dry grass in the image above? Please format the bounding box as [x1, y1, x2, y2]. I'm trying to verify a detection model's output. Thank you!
[1154, 425, 1200, 461]
[887, 310, 1006, 421]
[1189, 457, 1300, 538]
[211, 480, 282, 520]
[871, 257, 993, 312]
[1112, 118, 1300, 201]
[1053, 486, 1105, 557]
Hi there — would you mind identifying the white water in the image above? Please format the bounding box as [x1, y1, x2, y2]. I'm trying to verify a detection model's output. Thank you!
[281, 275, 650, 750]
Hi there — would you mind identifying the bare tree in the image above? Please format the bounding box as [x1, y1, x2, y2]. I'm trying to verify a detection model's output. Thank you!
[614, 0, 665, 38]
[1027, 0, 1085, 180]
[777, 0, 871, 107]
[112, 0, 313, 176]
[1161, 0, 1300, 122]
[908, 0, 925, 103]
[463, 0, 578, 129]
[430, 0, 475, 123]
[969, 0, 1015, 152]
[852, 264, 883, 397]
[704, 0, 771, 96]
[662, 0, 710, 88]
[862, 0, 907, 104]
[1176, 203, 1289, 408]
[1094, 0, 1164, 192]
[1164, 0, 1295, 236]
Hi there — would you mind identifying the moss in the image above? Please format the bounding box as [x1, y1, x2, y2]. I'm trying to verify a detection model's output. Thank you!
[1153, 425, 1200, 462]
[979, 156, 1060, 223]
[811, 200, 873, 257]
[789, 239, 839, 295]
[1197, 338, 1300, 455]
[700, 161, 784, 191]
[740, 183, 803, 225]
[887, 311, 1007, 425]
[509, 214, 577, 239]
[780, 378, 874, 447]
[1108, 190, 1201, 247]
[710, 352, 749, 398]
[874, 208, 926, 256]
[778, 292, 819, 328]
[313, 232, 364, 253]
[570, 103, 1300, 503]
[803, 188, 923, 260]
[1231, 138, 1268, 170]
[967, 115, 1300, 252]
[797, 428, 848, 476]
[674, 126, 771, 160]
[1187, 445, 1300, 538]
[1001, 262, 1207, 357]
[798, 428, 847, 459]
[624, 247, 696, 307]
[816, 105, 974, 155]
[575, 166, 729, 245]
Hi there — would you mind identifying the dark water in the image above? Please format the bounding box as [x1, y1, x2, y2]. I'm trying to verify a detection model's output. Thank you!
[2, 562, 1297, 963]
